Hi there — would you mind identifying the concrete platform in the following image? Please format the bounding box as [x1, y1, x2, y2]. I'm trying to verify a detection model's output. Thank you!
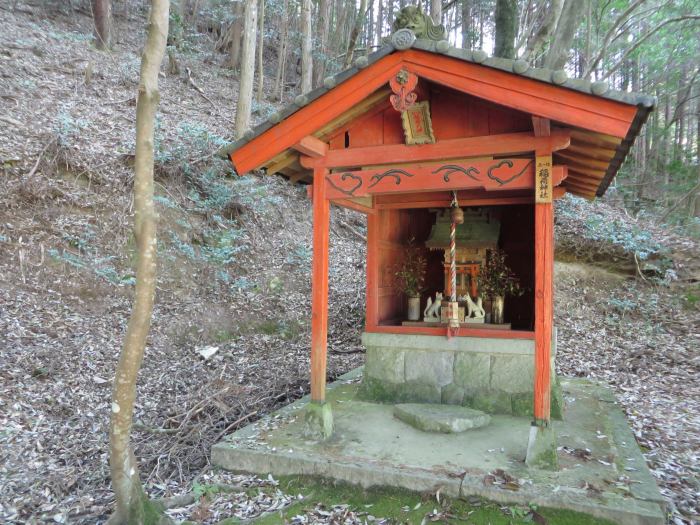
[212, 369, 665, 525]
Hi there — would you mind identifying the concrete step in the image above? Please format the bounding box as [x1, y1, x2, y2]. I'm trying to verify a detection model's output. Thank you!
[393, 403, 491, 433]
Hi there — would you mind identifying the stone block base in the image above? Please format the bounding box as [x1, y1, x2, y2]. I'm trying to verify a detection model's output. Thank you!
[359, 332, 562, 419]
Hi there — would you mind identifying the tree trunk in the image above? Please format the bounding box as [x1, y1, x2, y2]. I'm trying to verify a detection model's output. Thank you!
[313, 0, 331, 87]
[234, 0, 257, 137]
[108, 1, 169, 524]
[273, 0, 289, 101]
[583, 0, 591, 76]
[255, 0, 265, 103]
[521, 0, 563, 62]
[367, 0, 374, 48]
[334, 0, 350, 55]
[494, 0, 517, 59]
[226, 2, 244, 70]
[430, 0, 442, 25]
[478, 2, 484, 49]
[461, 0, 471, 49]
[300, 0, 313, 93]
[544, 0, 586, 70]
[663, 96, 673, 207]
[343, 0, 368, 68]
[376, 0, 383, 47]
[92, 0, 112, 50]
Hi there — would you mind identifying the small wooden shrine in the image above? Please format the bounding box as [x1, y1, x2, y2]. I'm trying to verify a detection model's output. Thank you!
[221, 7, 653, 452]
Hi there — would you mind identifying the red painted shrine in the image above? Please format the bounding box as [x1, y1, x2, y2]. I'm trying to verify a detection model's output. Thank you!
[222, 28, 653, 434]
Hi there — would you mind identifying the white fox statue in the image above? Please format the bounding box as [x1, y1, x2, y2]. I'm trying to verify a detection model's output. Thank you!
[423, 292, 443, 321]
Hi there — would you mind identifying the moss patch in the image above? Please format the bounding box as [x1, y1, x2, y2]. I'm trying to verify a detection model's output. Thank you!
[470, 389, 513, 415]
[255, 476, 616, 525]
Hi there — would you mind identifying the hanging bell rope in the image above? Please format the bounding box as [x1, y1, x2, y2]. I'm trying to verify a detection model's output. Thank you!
[447, 191, 463, 336]
[448, 191, 464, 304]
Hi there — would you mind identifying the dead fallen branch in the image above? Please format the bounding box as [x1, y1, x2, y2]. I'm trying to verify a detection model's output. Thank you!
[26, 137, 56, 178]
[186, 67, 215, 107]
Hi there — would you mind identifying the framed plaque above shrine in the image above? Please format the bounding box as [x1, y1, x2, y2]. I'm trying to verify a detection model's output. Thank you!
[402, 101, 435, 145]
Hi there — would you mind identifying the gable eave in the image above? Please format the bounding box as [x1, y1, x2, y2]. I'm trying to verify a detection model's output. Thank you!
[220, 41, 654, 197]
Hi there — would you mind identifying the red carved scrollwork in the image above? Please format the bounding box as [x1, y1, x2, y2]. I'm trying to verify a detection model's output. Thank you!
[389, 69, 418, 112]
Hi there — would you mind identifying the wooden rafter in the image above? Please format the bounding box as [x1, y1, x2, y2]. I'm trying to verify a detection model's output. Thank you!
[293, 136, 329, 158]
[570, 129, 622, 148]
[567, 167, 606, 180]
[566, 177, 601, 191]
[555, 151, 610, 170]
[263, 88, 392, 177]
[568, 142, 617, 161]
[553, 156, 607, 178]
[266, 153, 299, 175]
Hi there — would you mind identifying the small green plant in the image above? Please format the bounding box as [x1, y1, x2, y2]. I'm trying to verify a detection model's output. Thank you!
[253, 319, 304, 340]
[252, 99, 277, 119]
[201, 228, 246, 264]
[557, 196, 662, 260]
[684, 286, 700, 308]
[393, 238, 427, 297]
[285, 245, 312, 266]
[192, 482, 221, 500]
[153, 195, 179, 209]
[232, 276, 256, 291]
[48, 249, 134, 286]
[213, 329, 236, 342]
[55, 111, 88, 146]
[478, 248, 523, 299]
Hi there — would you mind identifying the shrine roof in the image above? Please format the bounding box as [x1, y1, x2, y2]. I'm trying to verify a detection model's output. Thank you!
[220, 32, 655, 200]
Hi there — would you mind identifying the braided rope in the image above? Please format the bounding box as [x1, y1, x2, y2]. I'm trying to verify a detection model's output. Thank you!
[450, 191, 458, 303]
[450, 221, 457, 303]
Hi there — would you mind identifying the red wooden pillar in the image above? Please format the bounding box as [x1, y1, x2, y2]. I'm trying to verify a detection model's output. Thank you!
[365, 210, 378, 331]
[534, 153, 554, 426]
[310, 167, 330, 402]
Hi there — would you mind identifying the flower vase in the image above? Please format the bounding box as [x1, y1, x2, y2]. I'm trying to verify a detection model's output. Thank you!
[492, 295, 505, 324]
[407, 296, 421, 321]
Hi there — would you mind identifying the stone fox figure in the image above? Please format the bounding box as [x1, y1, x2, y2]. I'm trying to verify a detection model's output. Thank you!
[423, 292, 443, 321]
[392, 6, 447, 41]
[463, 294, 485, 319]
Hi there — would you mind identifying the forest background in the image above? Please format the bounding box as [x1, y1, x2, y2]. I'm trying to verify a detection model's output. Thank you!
[159, 0, 700, 223]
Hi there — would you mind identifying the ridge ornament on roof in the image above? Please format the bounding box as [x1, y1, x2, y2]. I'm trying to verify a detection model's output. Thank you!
[392, 6, 447, 41]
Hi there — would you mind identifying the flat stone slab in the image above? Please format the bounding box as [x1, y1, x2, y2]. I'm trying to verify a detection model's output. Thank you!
[394, 403, 490, 433]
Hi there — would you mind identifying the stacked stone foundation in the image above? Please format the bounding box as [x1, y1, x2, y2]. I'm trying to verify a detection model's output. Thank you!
[358, 332, 563, 419]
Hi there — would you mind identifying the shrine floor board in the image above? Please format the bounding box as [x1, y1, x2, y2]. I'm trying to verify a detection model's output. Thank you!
[400, 321, 511, 329]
